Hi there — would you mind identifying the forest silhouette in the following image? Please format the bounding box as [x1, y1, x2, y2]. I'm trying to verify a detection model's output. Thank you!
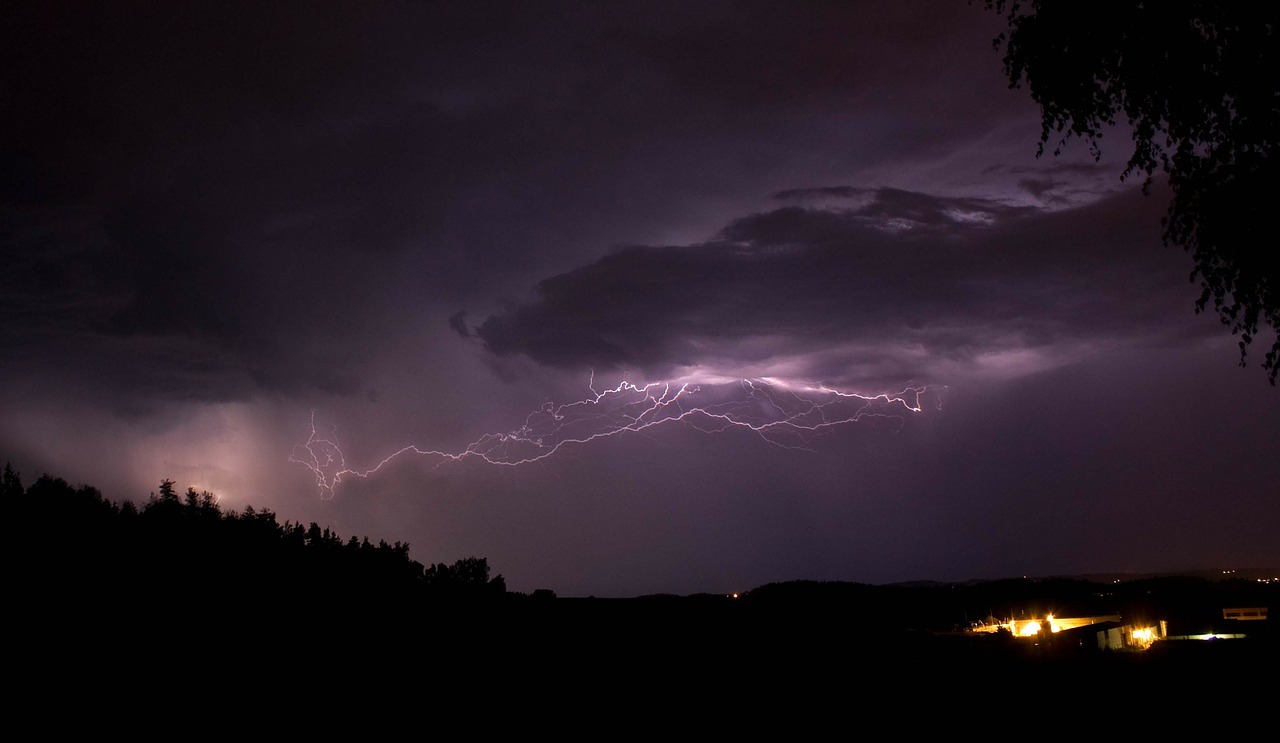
[3, 462, 508, 634]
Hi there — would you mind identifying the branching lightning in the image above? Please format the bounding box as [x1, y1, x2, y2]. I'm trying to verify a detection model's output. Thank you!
[291, 376, 936, 499]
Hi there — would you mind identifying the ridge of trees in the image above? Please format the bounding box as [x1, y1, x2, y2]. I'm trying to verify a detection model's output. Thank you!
[1, 462, 507, 607]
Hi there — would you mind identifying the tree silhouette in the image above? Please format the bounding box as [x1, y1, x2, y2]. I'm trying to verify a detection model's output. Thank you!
[984, 1, 1280, 382]
[152, 478, 179, 506]
[1, 462, 21, 499]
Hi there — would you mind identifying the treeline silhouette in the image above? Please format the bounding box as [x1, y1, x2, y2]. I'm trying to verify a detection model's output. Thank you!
[2, 462, 507, 627]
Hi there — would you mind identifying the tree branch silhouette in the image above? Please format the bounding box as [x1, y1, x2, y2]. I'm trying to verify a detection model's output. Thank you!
[984, 1, 1279, 383]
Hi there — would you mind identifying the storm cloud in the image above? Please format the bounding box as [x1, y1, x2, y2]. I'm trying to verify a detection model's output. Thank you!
[476, 184, 1201, 387]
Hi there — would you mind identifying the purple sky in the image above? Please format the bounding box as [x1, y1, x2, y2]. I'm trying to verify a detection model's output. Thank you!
[4, 1, 1277, 596]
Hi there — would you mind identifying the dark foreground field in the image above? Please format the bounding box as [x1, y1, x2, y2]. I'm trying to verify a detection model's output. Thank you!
[16, 574, 1275, 673]
[8, 578, 1275, 734]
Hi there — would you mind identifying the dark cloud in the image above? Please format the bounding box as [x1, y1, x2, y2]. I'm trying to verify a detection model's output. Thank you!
[1017, 178, 1065, 200]
[984, 161, 1118, 177]
[448, 311, 473, 339]
[476, 186, 1198, 386]
[986, 161, 1129, 206]
[768, 186, 1039, 230]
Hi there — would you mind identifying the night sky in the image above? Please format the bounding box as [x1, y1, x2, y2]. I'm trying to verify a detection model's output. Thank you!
[4, 1, 1277, 597]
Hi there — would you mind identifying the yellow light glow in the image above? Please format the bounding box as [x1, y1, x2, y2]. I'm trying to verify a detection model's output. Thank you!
[1129, 626, 1160, 648]
[1019, 621, 1042, 636]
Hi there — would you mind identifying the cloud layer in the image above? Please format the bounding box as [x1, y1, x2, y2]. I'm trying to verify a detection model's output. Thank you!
[474, 185, 1203, 388]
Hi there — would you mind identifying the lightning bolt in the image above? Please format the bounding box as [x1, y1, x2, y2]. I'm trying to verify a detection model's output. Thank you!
[291, 377, 937, 499]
